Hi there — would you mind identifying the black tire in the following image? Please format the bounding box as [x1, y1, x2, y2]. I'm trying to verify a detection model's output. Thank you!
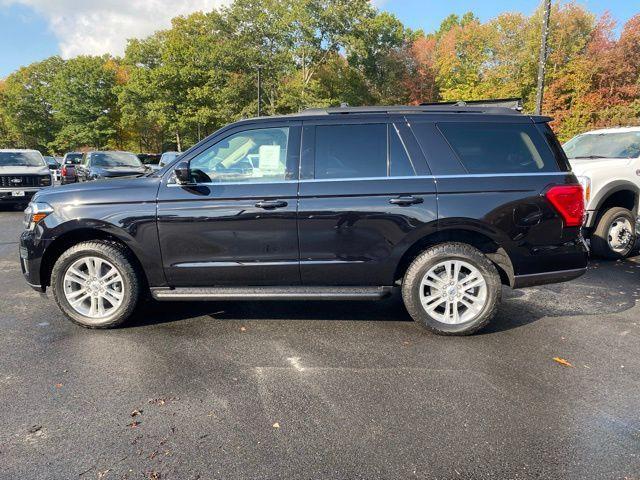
[590, 207, 636, 260]
[401, 242, 501, 336]
[51, 240, 141, 328]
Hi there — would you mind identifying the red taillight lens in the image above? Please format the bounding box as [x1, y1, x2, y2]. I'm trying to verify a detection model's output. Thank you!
[545, 184, 585, 227]
[61, 165, 67, 176]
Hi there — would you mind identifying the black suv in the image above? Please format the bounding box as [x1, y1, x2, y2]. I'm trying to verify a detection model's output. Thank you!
[20, 105, 588, 335]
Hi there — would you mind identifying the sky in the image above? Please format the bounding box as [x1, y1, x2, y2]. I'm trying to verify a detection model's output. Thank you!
[0, 0, 638, 78]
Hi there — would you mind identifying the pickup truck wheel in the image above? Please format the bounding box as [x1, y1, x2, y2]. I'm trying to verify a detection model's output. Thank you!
[51, 241, 140, 328]
[591, 207, 636, 260]
[402, 243, 501, 335]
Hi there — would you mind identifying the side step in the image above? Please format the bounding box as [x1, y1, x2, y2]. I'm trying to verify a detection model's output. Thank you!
[150, 286, 393, 301]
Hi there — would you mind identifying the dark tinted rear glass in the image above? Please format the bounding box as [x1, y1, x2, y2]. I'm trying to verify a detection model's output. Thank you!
[438, 123, 559, 174]
[315, 124, 387, 179]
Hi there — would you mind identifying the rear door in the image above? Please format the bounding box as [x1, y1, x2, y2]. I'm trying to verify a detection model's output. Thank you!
[156, 121, 302, 287]
[297, 115, 438, 286]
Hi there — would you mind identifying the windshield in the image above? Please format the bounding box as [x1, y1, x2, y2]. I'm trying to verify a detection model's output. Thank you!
[0, 151, 45, 167]
[64, 153, 83, 164]
[91, 152, 142, 168]
[564, 132, 640, 159]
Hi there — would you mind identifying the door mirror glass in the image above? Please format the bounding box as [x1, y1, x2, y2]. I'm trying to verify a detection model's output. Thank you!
[174, 161, 192, 184]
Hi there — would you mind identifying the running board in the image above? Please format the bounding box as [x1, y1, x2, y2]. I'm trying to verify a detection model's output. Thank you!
[151, 286, 393, 301]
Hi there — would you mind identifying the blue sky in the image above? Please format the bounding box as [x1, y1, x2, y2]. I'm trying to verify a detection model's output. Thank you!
[0, 0, 637, 78]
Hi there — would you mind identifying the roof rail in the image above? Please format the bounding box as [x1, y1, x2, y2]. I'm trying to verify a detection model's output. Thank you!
[420, 98, 523, 111]
[300, 99, 524, 116]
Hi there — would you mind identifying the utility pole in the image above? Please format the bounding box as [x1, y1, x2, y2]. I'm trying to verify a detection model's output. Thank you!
[535, 0, 552, 115]
[257, 65, 263, 117]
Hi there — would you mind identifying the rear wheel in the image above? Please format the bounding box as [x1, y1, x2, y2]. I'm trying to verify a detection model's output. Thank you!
[401, 243, 501, 335]
[591, 207, 636, 260]
[51, 241, 141, 328]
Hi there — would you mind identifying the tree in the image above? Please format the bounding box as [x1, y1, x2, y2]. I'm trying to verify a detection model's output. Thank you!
[1, 57, 63, 152]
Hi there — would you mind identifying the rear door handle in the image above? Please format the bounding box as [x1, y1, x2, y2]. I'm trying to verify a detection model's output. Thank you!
[255, 200, 288, 209]
[389, 196, 423, 206]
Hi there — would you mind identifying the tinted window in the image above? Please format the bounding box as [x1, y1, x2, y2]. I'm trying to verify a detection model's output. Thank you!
[90, 152, 142, 167]
[390, 125, 416, 177]
[438, 123, 557, 174]
[189, 127, 290, 183]
[315, 124, 386, 179]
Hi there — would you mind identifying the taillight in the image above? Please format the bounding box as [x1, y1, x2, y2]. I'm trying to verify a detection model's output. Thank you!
[545, 184, 585, 227]
[61, 165, 67, 176]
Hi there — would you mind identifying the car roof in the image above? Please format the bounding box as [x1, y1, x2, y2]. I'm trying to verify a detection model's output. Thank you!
[0, 149, 42, 153]
[579, 126, 640, 135]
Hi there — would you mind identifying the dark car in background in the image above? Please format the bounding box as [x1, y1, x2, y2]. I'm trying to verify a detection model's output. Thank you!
[77, 151, 147, 181]
[20, 104, 587, 334]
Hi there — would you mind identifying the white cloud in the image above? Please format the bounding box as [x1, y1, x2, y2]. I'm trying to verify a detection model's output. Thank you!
[3, 0, 231, 58]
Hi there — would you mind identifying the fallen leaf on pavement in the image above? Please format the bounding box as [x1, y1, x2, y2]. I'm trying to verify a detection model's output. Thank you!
[272, 422, 280, 429]
[240, 326, 247, 332]
[130, 409, 143, 417]
[27, 425, 42, 434]
[54, 383, 63, 388]
[127, 421, 141, 428]
[553, 357, 574, 368]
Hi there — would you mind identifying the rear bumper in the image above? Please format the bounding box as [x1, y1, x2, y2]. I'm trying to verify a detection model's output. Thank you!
[513, 267, 586, 289]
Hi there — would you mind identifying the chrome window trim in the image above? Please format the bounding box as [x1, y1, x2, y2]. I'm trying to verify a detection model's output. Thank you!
[166, 171, 570, 187]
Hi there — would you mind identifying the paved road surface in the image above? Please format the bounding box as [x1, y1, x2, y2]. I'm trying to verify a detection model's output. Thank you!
[1, 209, 639, 479]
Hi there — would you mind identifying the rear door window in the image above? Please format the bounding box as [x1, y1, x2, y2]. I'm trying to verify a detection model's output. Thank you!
[437, 123, 558, 174]
[314, 124, 387, 179]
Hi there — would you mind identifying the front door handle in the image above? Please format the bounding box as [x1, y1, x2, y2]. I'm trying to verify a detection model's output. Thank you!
[389, 196, 423, 206]
[255, 200, 288, 209]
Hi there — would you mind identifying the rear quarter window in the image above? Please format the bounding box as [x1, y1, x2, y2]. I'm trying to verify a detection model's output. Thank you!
[437, 123, 560, 174]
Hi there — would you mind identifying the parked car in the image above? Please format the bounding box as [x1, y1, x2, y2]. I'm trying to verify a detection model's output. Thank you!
[0, 149, 52, 208]
[59, 159, 79, 185]
[77, 151, 147, 181]
[20, 104, 588, 334]
[138, 153, 162, 171]
[564, 126, 640, 259]
[44, 156, 61, 182]
[158, 151, 181, 169]
[62, 152, 84, 166]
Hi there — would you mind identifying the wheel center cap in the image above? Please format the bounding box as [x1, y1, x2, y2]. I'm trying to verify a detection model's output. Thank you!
[446, 285, 458, 297]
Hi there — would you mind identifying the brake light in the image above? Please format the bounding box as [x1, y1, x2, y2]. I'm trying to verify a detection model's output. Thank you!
[61, 165, 67, 176]
[545, 184, 584, 227]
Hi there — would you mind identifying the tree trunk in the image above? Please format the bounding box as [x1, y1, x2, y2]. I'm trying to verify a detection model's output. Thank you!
[176, 131, 182, 152]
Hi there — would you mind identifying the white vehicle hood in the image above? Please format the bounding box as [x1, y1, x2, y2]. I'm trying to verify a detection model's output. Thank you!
[569, 158, 633, 176]
[0, 165, 50, 175]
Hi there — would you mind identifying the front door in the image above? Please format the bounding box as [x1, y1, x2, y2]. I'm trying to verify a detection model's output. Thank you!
[157, 123, 301, 287]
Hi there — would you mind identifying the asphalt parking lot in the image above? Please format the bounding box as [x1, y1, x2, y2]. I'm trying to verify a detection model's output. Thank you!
[1, 209, 639, 479]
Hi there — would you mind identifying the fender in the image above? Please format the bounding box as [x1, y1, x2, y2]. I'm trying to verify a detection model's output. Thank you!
[587, 180, 639, 227]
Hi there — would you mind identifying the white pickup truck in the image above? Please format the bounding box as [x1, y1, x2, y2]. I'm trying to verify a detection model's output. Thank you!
[564, 127, 640, 259]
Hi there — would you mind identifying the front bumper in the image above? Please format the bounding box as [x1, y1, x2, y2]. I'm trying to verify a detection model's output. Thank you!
[19, 229, 49, 292]
[0, 188, 40, 203]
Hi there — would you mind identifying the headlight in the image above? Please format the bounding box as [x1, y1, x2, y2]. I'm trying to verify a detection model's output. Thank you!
[39, 175, 52, 186]
[576, 176, 591, 203]
[23, 202, 54, 231]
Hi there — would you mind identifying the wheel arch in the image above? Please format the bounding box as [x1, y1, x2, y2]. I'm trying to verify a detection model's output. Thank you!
[40, 226, 149, 290]
[393, 227, 515, 287]
[591, 181, 639, 221]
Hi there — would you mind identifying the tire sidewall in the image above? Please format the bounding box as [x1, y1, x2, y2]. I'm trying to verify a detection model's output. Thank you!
[52, 244, 137, 328]
[593, 207, 636, 259]
[403, 246, 501, 335]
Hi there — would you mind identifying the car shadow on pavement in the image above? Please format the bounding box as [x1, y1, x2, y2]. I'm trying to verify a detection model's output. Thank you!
[126, 257, 640, 333]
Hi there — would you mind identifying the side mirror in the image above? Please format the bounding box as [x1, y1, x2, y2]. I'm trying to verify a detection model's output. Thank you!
[174, 161, 192, 185]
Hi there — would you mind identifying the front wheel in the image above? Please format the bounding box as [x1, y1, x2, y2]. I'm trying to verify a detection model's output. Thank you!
[51, 241, 141, 328]
[591, 207, 636, 260]
[401, 243, 501, 335]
